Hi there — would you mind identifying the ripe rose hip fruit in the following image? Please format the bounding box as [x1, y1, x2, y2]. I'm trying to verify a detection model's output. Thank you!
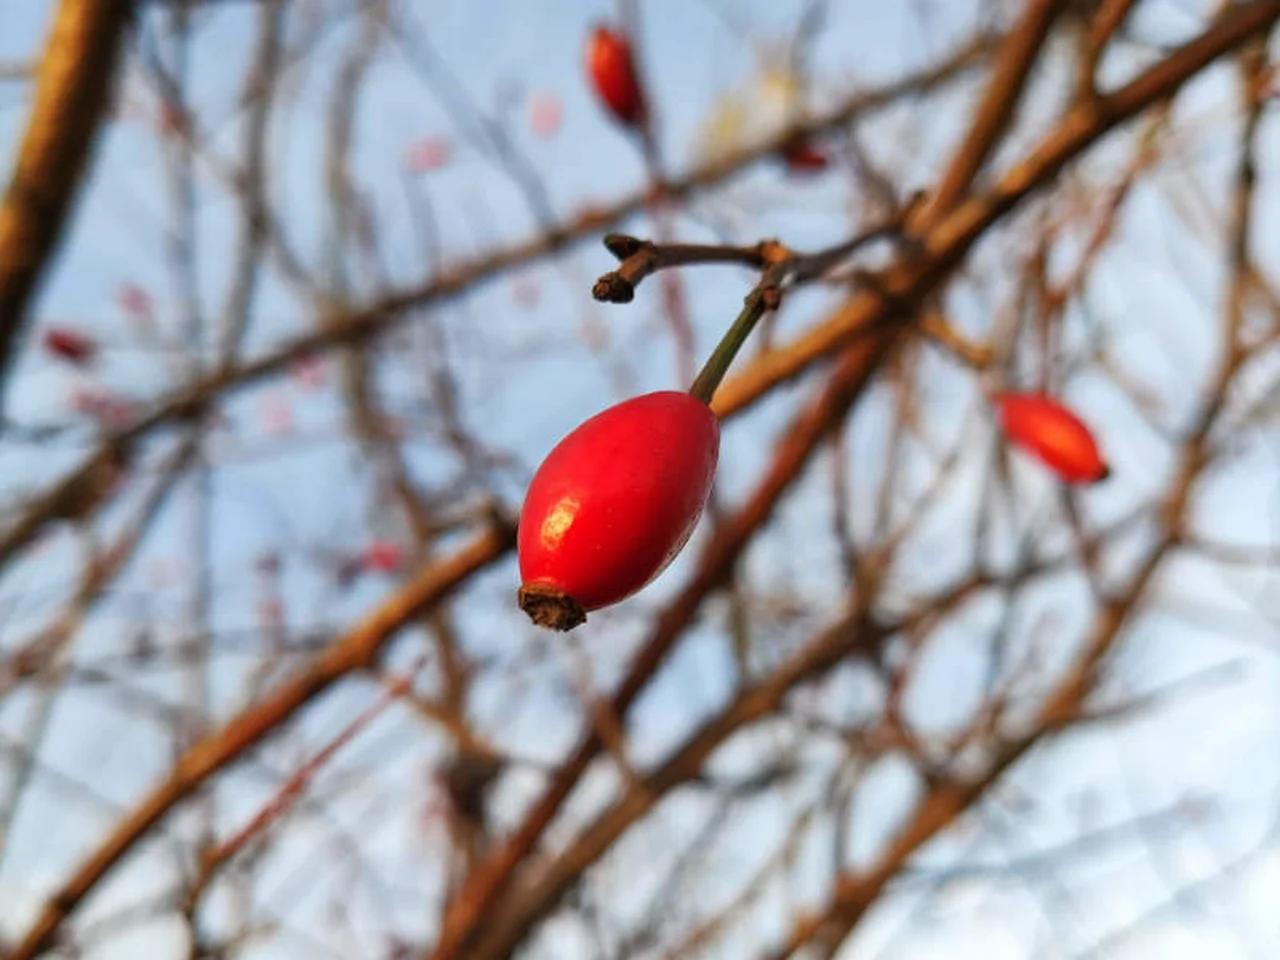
[585, 25, 645, 126]
[996, 392, 1109, 484]
[518, 391, 718, 630]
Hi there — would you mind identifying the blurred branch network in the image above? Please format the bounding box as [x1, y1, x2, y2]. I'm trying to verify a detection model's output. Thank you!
[0, 1, 1279, 959]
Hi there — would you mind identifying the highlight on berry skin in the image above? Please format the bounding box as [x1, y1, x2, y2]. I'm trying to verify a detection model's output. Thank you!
[995, 391, 1110, 485]
[516, 391, 719, 631]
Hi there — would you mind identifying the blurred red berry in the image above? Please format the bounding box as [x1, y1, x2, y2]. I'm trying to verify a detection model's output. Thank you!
[528, 91, 563, 138]
[996, 392, 1109, 484]
[404, 136, 453, 174]
[781, 138, 829, 173]
[157, 99, 188, 138]
[69, 387, 134, 428]
[585, 26, 646, 126]
[361, 540, 403, 573]
[259, 393, 293, 435]
[517, 391, 719, 629]
[43, 328, 97, 366]
[118, 283, 153, 321]
[290, 355, 328, 389]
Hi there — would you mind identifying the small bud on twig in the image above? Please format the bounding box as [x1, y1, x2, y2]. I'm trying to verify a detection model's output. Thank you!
[592, 274, 635, 303]
[603, 233, 645, 260]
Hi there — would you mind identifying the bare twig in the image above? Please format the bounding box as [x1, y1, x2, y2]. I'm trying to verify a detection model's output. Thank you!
[5, 522, 512, 960]
[0, 0, 134, 385]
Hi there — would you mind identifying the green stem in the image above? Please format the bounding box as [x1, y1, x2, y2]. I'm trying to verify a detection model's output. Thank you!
[688, 291, 770, 406]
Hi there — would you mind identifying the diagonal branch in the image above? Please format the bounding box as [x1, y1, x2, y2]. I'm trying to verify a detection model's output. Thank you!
[757, 40, 1273, 958]
[429, 303, 902, 960]
[3, 521, 512, 960]
[0, 36, 992, 569]
[710, 0, 1280, 418]
[427, 6, 1279, 955]
[0, 0, 134, 388]
[918, 0, 1070, 224]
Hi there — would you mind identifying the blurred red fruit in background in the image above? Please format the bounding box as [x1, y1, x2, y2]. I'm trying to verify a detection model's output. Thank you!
[996, 392, 1109, 484]
[361, 540, 404, 573]
[404, 136, 453, 174]
[118, 283, 154, 321]
[528, 92, 563, 138]
[585, 26, 646, 126]
[43, 328, 97, 366]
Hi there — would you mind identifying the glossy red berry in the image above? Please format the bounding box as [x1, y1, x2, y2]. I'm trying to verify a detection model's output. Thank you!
[585, 26, 646, 127]
[518, 391, 719, 630]
[996, 392, 1109, 484]
[42, 327, 97, 365]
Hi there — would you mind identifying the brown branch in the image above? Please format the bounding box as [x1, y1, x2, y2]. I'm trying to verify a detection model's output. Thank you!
[429, 315, 901, 960]
[761, 521, 1205, 959]
[595, 219, 913, 310]
[757, 40, 1273, 959]
[709, 0, 1280, 419]
[917, 0, 1070, 224]
[3, 522, 512, 960]
[457, 582, 998, 960]
[423, 12, 1278, 950]
[0, 436, 197, 697]
[0, 0, 134, 383]
[0, 436, 195, 870]
[591, 234, 788, 303]
[0, 36, 991, 568]
[1079, 0, 1139, 99]
[458, 506, 1138, 960]
[183, 656, 425, 906]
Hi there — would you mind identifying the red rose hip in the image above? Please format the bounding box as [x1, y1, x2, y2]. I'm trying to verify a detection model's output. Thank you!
[518, 391, 718, 630]
[585, 25, 646, 127]
[996, 392, 1109, 484]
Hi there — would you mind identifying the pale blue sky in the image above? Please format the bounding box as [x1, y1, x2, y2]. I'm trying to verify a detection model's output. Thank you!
[1, 2, 1278, 958]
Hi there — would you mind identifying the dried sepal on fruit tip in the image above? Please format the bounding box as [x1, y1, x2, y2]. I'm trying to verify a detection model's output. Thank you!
[517, 582, 586, 632]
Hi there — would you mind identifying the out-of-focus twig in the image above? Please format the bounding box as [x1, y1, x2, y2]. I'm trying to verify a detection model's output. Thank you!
[5, 521, 512, 960]
[0, 37, 991, 569]
[0, 0, 134, 386]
